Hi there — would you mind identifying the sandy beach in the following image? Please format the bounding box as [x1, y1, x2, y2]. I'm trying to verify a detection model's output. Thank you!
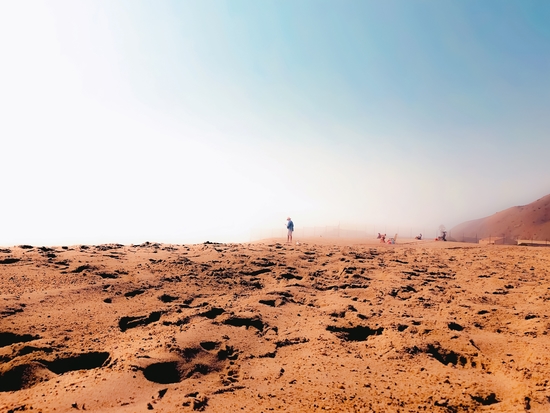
[1, 239, 550, 412]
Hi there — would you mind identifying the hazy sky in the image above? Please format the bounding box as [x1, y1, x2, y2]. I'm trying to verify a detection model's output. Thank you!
[1, 1, 549, 245]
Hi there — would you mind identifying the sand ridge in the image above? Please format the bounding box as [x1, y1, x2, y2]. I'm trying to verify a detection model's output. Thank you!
[1, 240, 550, 412]
[450, 193, 550, 242]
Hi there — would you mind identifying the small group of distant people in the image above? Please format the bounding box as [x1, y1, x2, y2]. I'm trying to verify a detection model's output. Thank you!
[377, 233, 397, 244]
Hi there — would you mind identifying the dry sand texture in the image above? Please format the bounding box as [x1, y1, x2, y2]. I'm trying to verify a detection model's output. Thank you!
[1, 240, 550, 412]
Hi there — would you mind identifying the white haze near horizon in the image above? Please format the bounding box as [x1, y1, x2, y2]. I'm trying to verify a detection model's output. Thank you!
[1, 1, 549, 246]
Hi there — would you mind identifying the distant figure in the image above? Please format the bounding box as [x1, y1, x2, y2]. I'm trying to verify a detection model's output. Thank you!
[286, 217, 294, 243]
[377, 233, 381, 239]
[379, 234, 386, 243]
[438, 225, 447, 241]
[415, 233, 422, 240]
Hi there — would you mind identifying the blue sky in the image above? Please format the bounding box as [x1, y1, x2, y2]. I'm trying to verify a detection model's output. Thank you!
[1, 1, 549, 245]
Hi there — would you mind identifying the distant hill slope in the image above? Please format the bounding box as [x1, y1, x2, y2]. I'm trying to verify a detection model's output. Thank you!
[450, 194, 550, 242]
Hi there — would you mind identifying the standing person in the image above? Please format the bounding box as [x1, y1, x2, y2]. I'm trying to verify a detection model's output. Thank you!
[286, 217, 294, 243]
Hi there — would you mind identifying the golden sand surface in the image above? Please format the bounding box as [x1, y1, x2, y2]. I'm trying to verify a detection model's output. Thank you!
[1, 239, 550, 412]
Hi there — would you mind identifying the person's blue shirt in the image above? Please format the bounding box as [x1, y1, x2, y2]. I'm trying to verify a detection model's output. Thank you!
[287, 220, 294, 231]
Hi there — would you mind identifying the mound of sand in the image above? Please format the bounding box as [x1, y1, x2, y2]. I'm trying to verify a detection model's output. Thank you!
[1, 240, 550, 412]
[450, 194, 550, 242]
